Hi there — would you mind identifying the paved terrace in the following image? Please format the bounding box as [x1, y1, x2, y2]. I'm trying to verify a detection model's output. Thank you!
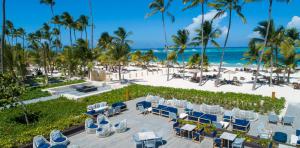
[69, 97, 300, 148]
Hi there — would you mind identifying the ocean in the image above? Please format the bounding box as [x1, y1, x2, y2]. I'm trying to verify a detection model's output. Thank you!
[132, 47, 300, 67]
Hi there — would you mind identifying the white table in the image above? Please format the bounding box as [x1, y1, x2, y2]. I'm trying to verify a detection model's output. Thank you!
[181, 124, 196, 138]
[220, 121, 230, 129]
[94, 106, 108, 112]
[220, 132, 237, 148]
[179, 113, 188, 119]
[147, 107, 152, 113]
[136, 132, 157, 141]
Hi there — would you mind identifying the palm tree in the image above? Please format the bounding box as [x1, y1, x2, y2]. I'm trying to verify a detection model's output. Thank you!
[172, 29, 190, 76]
[98, 32, 113, 51]
[110, 27, 133, 81]
[40, 0, 55, 16]
[209, 0, 246, 86]
[146, 0, 175, 81]
[142, 50, 157, 67]
[252, 0, 290, 90]
[77, 15, 89, 44]
[182, 0, 207, 84]
[243, 40, 261, 65]
[192, 20, 221, 82]
[61, 12, 74, 45]
[1, 0, 6, 73]
[51, 15, 62, 48]
[280, 36, 300, 83]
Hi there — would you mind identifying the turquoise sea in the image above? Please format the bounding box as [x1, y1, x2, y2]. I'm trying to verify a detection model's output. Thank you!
[132, 47, 300, 67]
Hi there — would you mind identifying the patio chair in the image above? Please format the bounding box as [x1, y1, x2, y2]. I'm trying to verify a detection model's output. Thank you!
[136, 101, 151, 110]
[213, 138, 222, 148]
[158, 98, 165, 105]
[223, 111, 233, 122]
[144, 139, 156, 148]
[232, 138, 245, 148]
[173, 122, 179, 129]
[273, 132, 287, 143]
[85, 118, 98, 134]
[213, 121, 223, 129]
[200, 114, 217, 124]
[184, 102, 193, 114]
[50, 130, 69, 146]
[96, 125, 112, 138]
[174, 127, 181, 136]
[112, 102, 127, 111]
[188, 111, 204, 122]
[33, 135, 51, 148]
[97, 115, 110, 127]
[138, 105, 147, 115]
[169, 112, 178, 122]
[233, 119, 250, 132]
[192, 128, 204, 143]
[268, 114, 279, 124]
[282, 116, 295, 126]
[114, 119, 127, 133]
[257, 123, 272, 139]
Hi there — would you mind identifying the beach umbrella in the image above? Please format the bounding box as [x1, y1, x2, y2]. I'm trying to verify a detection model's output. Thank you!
[224, 70, 237, 80]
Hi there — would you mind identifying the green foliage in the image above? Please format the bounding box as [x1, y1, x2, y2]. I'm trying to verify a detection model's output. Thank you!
[0, 74, 25, 107]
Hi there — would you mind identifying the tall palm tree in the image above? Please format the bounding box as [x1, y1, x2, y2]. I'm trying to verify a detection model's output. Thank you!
[40, 0, 55, 16]
[98, 32, 113, 51]
[51, 15, 62, 48]
[182, 0, 207, 84]
[1, 0, 6, 73]
[146, 0, 175, 81]
[252, 0, 290, 90]
[209, 0, 246, 86]
[111, 27, 133, 81]
[172, 29, 190, 76]
[61, 12, 74, 45]
[192, 20, 221, 72]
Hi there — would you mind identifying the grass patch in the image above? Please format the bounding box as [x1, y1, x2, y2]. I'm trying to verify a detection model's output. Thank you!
[0, 84, 285, 147]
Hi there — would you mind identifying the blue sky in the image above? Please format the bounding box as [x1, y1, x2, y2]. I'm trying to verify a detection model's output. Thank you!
[3, 0, 300, 48]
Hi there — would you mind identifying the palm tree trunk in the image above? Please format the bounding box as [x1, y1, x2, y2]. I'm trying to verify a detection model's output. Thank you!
[69, 27, 73, 45]
[85, 27, 88, 48]
[182, 53, 185, 77]
[118, 62, 121, 81]
[73, 29, 77, 41]
[161, 13, 169, 81]
[43, 47, 48, 85]
[270, 49, 273, 86]
[253, 0, 273, 90]
[287, 67, 291, 83]
[199, 3, 205, 86]
[216, 9, 232, 86]
[0, 0, 5, 73]
[89, 0, 94, 50]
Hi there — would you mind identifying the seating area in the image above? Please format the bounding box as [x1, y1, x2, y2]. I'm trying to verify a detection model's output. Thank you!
[56, 97, 299, 148]
[33, 130, 70, 148]
[86, 101, 127, 117]
[86, 102, 108, 116]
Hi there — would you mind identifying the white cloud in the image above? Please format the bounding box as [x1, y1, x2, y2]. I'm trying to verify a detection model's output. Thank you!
[185, 10, 228, 37]
[247, 31, 260, 39]
[287, 16, 300, 29]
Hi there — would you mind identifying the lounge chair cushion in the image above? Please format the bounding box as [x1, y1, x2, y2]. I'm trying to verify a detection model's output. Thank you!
[273, 132, 287, 143]
[52, 132, 61, 141]
[114, 123, 119, 127]
[37, 143, 50, 148]
[296, 129, 300, 136]
[88, 123, 97, 129]
[53, 137, 66, 143]
[100, 120, 109, 125]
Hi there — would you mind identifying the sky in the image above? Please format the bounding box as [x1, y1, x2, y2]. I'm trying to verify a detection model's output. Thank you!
[2, 0, 300, 49]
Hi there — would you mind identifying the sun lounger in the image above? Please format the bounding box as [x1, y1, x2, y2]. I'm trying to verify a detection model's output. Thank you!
[50, 130, 69, 146]
[282, 116, 295, 126]
[33, 135, 51, 148]
[111, 102, 127, 111]
[188, 111, 204, 122]
[233, 119, 250, 132]
[273, 132, 287, 143]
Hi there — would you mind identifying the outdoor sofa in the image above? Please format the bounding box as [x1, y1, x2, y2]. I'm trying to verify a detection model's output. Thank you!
[232, 119, 250, 132]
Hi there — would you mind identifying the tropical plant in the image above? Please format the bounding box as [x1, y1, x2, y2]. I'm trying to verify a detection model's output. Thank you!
[209, 0, 246, 86]
[146, 0, 175, 81]
[191, 20, 221, 77]
[143, 49, 157, 67]
[182, 0, 208, 84]
[131, 50, 143, 66]
[172, 29, 190, 75]
[252, 0, 291, 90]
[40, 0, 55, 16]
[61, 12, 74, 45]
[188, 53, 201, 68]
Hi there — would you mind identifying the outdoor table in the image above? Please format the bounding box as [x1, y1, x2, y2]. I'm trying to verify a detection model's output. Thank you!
[180, 124, 196, 139]
[220, 132, 237, 148]
[147, 107, 152, 113]
[136, 131, 157, 141]
[94, 106, 109, 112]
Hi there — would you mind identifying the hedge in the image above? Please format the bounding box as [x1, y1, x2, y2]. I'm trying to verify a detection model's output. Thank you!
[0, 84, 285, 147]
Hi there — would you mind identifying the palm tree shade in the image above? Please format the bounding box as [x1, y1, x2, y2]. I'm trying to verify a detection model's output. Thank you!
[147, 0, 175, 81]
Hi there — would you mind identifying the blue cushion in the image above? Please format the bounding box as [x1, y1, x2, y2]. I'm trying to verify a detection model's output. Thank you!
[273, 132, 287, 143]
[88, 123, 97, 128]
[296, 129, 300, 136]
[53, 137, 66, 143]
[52, 132, 61, 141]
[100, 120, 108, 125]
[235, 119, 249, 126]
[297, 140, 300, 145]
[37, 143, 50, 148]
[97, 128, 103, 132]
[35, 137, 45, 147]
[114, 123, 119, 127]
